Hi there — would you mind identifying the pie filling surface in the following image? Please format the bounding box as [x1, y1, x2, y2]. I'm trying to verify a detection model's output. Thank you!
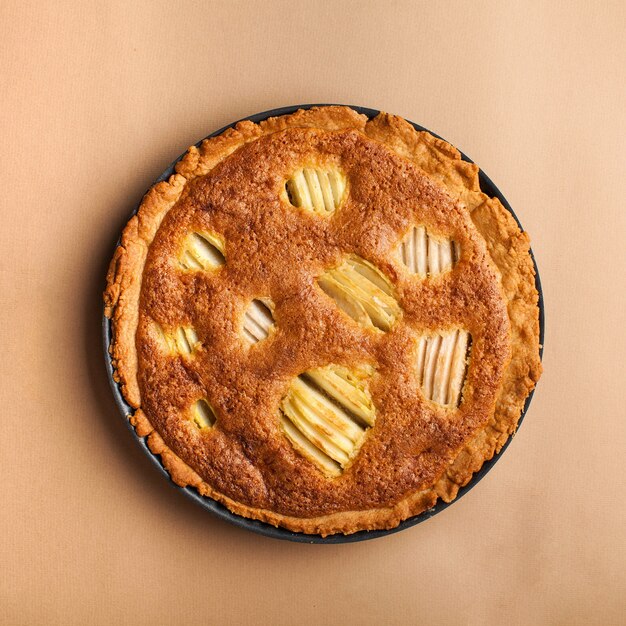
[105, 106, 542, 536]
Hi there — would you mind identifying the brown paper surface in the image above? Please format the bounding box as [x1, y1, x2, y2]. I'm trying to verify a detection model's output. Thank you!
[1, 1, 624, 624]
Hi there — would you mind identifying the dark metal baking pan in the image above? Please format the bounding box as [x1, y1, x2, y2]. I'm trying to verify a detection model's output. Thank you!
[102, 104, 544, 544]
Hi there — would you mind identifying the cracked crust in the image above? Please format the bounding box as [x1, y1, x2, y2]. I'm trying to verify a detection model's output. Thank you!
[105, 106, 541, 536]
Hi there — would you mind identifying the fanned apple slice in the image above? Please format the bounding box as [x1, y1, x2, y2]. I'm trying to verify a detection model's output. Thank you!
[191, 399, 216, 429]
[318, 256, 401, 331]
[415, 330, 471, 407]
[281, 416, 342, 477]
[328, 268, 395, 330]
[243, 298, 275, 344]
[432, 331, 457, 404]
[282, 397, 351, 465]
[173, 326, 198, 355]
[328, 170, 346, 206]
[400, 226, 459, 277]
[402, 226, 415, 270]
[448, 330, 470, 407]
[153, 322, 201, 357]
[415, 226, 428, 275]
[346, 256, 395, 295]
[317, 273, 371, 327]
[439, 240, 454, 272]
[315, 170, 335, 211]
[302, 168, 325, 213]
[422, 334, 442, 400]
[427, 237, 441, 275]
[179, 231, 225, 270]
[280, 364, 376, 477]
[304, 365, 375, 427]
[415, 335, 428, 380]
[291, 379, 365, 442]
[285, 167, 346, 215]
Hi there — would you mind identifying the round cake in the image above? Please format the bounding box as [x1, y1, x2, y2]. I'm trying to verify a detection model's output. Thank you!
[104, 106, 542, 536]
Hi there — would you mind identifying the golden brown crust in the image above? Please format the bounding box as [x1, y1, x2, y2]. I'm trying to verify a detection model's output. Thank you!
[104, 106, 541, 536]
[364, 113, 542, 502]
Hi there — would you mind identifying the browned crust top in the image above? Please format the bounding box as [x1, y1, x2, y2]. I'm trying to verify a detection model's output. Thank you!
[105, 106, 542, 536]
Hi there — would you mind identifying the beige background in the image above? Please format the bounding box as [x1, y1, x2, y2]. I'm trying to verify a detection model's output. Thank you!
[1, 1, 625, 624]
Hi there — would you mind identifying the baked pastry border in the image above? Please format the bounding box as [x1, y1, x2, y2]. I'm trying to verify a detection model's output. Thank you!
[103, 104, 543, 540]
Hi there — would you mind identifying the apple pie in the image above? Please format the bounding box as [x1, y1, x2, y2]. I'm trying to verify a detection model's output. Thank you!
[104, 106, 542, 536]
